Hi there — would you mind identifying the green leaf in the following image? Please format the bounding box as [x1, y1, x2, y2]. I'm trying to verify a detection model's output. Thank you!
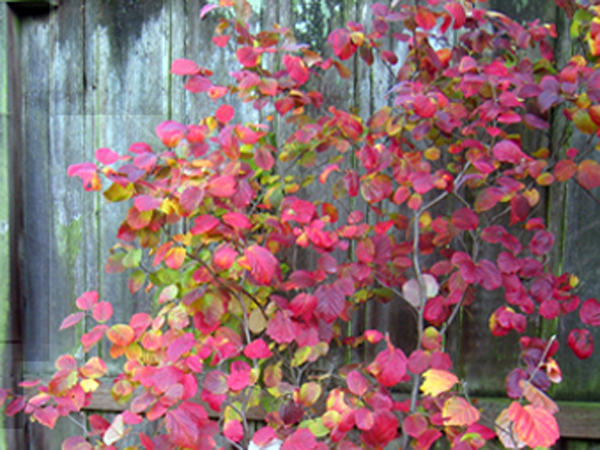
[103, 182, 133, 202]
[122, 249, 142, 268]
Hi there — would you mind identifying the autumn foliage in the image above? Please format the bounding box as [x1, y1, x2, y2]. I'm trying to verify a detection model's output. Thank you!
[4, 0, 600, 448]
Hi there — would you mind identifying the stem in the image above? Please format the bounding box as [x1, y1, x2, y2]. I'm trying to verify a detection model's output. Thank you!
[440, 291, 465, 337]
[525, 335, 556, 388]
[402, 210, 426, 450]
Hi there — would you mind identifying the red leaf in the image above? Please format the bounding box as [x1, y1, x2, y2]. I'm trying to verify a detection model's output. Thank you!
[212, 35, 230, 47]
[167, 333, 195, 362]
[165, 402, 208, 448]
[81, 325, 107, 351]
[244, 339, 273, 359]
[224, 420, 244, 443]
[207, 175, 236, 198]
[252, 427, 278, 447]
[171, 59, 200, 75]
[244, 245, 278, 285]
[185, 75, 212, 93]
[60, 312, 85, 330]
[530, 230, 554, 256]
[315, 284, 345, 324]
[578, 159, 600, 190]
[408, 350, 431, 374]
[266, 310, 297, 344]
[76, 291, 99, 311]
[367, 340, 407, 387]
[289, 293, 318, 321]
[255, 146, 275, 170]
[216, 104, 235, 124]
[404, 413, 428, 438]
[5, 397, 25, 416]
[283, 55, 309, 86]
[227, 361, 251, 391]
[416, 7, 437, 30]
[361, 173, 392, 203]
[492, 140, 529, 164]
[95, 147, 120, 165]
[92, 301, 113, 323]
[213, 245, 238, 270]
[554, 159, 577, 182]
[444, 2, 466, 29]
[346, 370, 368, 396]
[355, 407, 375, 430]
[156, 120, 186, 148]
[497, 252, 522, 273]
[580, 298, 600, 326]
[413, 95, 436, 118]
[191, 215, 219, 235]
[222, 212, 251, 229]
[327, 28, 357, 61]
[67, 162, 101, 191]
[237, 47, 260, 67]
[134, 195, 162, 212]
[282, 428, 317, 450]
[568, 328, 594, 359]
[451, 207, 479, 230]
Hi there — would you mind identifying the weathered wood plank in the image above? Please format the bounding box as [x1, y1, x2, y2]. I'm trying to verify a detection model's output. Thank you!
[82, 0, 170, 378]
[0, 4, 25, 449]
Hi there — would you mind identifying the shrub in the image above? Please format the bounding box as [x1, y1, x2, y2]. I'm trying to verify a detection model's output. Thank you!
[4, 0, 600, 448]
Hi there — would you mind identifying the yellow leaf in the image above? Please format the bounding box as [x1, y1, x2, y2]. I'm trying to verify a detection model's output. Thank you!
[80, 379, 100, 393]
[495, 408, 526, 449]
[442, 397, 480, 426]
[249, 308, 267, 334]
[420, 369, 458, 397]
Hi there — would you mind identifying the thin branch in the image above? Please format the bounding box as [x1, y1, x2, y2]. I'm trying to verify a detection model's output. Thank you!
[440, 291, 465, 337]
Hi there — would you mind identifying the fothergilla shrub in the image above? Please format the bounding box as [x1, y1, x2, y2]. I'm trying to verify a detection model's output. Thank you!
[4, 0, 600, 448]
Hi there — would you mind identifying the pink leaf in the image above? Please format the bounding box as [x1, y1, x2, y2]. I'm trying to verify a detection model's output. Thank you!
[451, 207, 479, 230]
[95, 148, 120, 165]
[580, 298, 600, 326]
[244, 245, 278, 285]
[134, 195, 162, 212]
[60, 312, 85, 330]
[92, 301, 113, 323]
[76, 291, 99, 310]
[216, 105, 235, 124]
[244, 339, 273, 359]
[171, 59, 200, 75]
[156, 120, 186, 148]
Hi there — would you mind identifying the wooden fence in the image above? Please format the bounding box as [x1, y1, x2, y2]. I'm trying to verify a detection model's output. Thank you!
[0, 0, 599, 448]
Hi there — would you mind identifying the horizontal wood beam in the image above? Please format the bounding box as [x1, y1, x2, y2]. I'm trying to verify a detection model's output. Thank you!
[68, 378, 600, 441]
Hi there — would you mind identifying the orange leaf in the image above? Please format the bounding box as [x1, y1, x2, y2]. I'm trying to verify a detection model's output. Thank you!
[442, 397, 480, 426]
[106, 324, 135, 347]
[420, 369, 458, 397]
[519, 380, 559, 414]
[578, 159, 600, 190]
[508, 401, 560, 448]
